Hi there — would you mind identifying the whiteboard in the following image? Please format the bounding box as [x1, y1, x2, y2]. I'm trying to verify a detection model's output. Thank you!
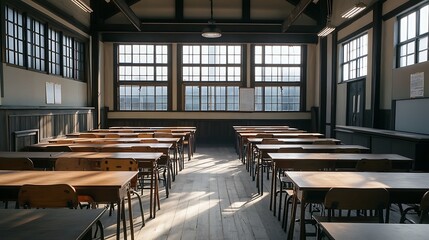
[395, 98, 429, 134]
[239, 88, 254, 111]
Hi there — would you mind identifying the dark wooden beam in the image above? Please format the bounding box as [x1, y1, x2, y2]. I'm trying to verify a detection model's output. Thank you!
[111, 0, 141, 31]
[175, 0, 184, 22]
[371, 1, 382, 128]
[282, 0, 313, 32]
[102, 0, 139, 20]
[286, 0, 321, 21]
[242, 0, 251, 22]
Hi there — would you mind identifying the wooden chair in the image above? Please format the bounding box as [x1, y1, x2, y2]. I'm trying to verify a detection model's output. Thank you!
[313, 139, 336, 145]
[45, 145, 73, 152]
[154, 132, 174, 138]
[55, 139, 75, 144]
[105, 133, 120, 138]
[261, 138, 282, 144]
[400, 190, 429, 224]
[79, 133, 98, 138]
[314, 188, 389, 239]
[355, 159, 392, 172]
[155, 129, 172, 133]
[137, 133, 154, 138]
[0, 157, 34, 170]
[100, 158, 146, 224]
[18, 184, 104, 239]
[140, 139, 159, 143]
[18, 184, 79, 209]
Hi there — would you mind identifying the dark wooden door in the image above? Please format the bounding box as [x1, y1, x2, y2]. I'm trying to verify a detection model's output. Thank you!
[347, 80, 365, 126]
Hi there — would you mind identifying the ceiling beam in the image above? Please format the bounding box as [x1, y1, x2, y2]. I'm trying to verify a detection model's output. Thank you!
[242, 0, 251, 22]
[282, 0, 313, 32]
[176, 0, 184, 22]
[286, 0, 320, 21]
[102, 0, 140, 20]
[111, 0, 141, 31]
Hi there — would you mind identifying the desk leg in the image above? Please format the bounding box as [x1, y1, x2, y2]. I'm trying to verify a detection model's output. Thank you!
[127, 190, 135, 240]
[116, 200, 121, 240]
[150, 167, 154, 218]
[270, 163, 275, 210]
[287, 188, 298, 240]
[272, 168, 278, 214]
[299, 197, 306, 240]
[121, 199, 128, 240]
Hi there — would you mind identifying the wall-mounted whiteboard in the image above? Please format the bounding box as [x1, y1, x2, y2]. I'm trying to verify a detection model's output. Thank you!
[240, 88, 255, 111]
[395, 98, 429, 134]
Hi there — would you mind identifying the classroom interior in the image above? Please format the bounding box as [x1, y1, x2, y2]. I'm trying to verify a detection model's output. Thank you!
[1, 0, 429, 239]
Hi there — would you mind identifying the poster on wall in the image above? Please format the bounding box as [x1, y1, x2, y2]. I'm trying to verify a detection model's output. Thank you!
[410, 72, 424, 98]
[54, 84, 62, 104]
[46, 82, 54, 104]
[239, 88, 255, 111]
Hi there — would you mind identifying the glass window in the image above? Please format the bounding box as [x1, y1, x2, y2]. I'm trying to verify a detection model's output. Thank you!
[398, 4, 429, 67]
[5, 5, 24, 66]
[341, 34, 368, 81]
[117, 44, 170, 111]
[253, 45, 303, 111]
[181, 45, 242, 111]
[48, 28, 61, 75]
[27, 17, 45, 71]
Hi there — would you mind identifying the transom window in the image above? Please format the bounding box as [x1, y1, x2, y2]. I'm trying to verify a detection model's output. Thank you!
[341, 34, 368, 81]
[116, 44, 170, 111]
[27, 17, 45, 71]
[253, 45, 303, 111]
[398, 4, 429, 67]
[181, 45, 242, 111]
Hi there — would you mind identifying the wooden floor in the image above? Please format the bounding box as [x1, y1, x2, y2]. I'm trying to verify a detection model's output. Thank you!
[99, 144, 288, 240]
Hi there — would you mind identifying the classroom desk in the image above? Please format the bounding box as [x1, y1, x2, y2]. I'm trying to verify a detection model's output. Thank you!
[253, 145, 370, 195]
[59, 152, 163, 218]
[319, 222, 429, 240]
[245, 138, 341, 174]
[285, 171, 429, 240]
[0, 170, 137, 240]
[0, 208, 106, 240]
[269, 153, 413, 215]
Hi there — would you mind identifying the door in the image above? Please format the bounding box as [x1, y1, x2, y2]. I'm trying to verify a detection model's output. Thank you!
[347, 80, 365, 126]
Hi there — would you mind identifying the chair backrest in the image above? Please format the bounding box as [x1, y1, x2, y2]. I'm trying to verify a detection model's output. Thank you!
[313, 140, 336, 145]
[420, 191, 429, 223]
[154, 132, 174, 138]
[324, 188, 389, 223]
[261, 139, 282, 144]
[0, 157, 34, 170]
[55, 139, 75, 144]
[140, 139, 159, 143]
[256, 133, 273, 138]
[355, 159, 392, 172]
[79, 133, 98, 138]
[138, 133, 154, 138]
[100, 158, 138, 187]
[55, 158, 98, 171]
[334, 148, 361, 153]
[18, 184, 78, 209]
[105, 133, 120, 138]
[45, 145, 73, 152]
[131, 146, 153, 152]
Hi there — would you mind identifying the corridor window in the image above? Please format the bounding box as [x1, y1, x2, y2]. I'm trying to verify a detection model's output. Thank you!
[341, 34, 368, 81]
[253, 45, 303, 111]
[181, 45, 242, 111]
[116, 44, 170, 111]
[398, 4, 429, 67]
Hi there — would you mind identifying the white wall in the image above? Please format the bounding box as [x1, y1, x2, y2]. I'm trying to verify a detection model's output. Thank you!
[1, 64, 87, 106]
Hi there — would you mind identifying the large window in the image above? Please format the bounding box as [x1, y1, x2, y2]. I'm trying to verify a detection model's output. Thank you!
[5, 5, 24, 66]
[3, 4, 86, 81]
[398, 4, 429, 67]
[341, 34, 368, 81]
[253, 45, 303, 111]
[116, 44, 170, 111]
[181, 45, 242, 111]
[27, 17, 45, 71]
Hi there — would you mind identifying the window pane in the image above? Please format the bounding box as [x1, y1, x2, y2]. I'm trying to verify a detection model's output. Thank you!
[342, 34, 368, 81]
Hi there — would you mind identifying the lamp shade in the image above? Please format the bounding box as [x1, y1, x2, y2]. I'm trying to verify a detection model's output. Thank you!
[202, 25, 222, 38]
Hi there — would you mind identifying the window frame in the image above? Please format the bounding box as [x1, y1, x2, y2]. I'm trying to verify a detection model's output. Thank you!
[340, 33, 368, 82]
[396, 3, 429, 68]
[114, 43, 172, 111]
[251, 44, 306, 112]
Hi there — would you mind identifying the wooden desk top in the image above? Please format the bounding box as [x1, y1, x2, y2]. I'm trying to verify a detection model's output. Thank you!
[48, 137, 180, 144]
[0, 170, 137, 188]
[30, 142, 173, 150]
[0, 209, 106, 240]
[256, 144, 369, 151]
[239, 131, 314, 137]
[268, 153, 411, 162]
[320, 222, 429, 240]
[286, 171, 429, 190]
[59, 152, 163, 161]
[248, 138, 341, 144]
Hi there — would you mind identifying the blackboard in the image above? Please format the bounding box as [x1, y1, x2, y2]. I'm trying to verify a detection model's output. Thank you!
[395, 98, 429, 134]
